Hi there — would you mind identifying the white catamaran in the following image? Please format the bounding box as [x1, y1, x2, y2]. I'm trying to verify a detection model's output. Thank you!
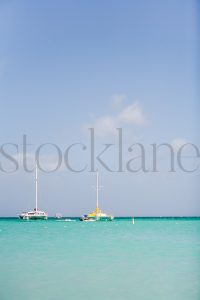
[19, 165, 48, 220]
[80, 171, 114, 221]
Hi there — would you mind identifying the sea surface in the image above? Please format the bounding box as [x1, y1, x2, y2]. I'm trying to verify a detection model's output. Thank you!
[0, 217, 200, 300]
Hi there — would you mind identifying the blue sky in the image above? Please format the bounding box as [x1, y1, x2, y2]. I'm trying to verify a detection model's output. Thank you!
[0, 0, 199, 216]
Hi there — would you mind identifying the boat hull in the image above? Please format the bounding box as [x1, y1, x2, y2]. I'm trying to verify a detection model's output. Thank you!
[80, 215, 114, 222]
[19, 211, 48, 220]
[19, 215, 48, 220]
[90, 216, 114, 221]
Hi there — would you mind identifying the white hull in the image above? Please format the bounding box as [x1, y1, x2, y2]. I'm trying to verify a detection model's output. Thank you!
[19, 211, 48, 220]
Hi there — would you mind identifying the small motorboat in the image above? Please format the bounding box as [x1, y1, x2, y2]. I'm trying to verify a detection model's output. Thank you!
[80, 215, 96, 222]
[54, 213, 63, 219]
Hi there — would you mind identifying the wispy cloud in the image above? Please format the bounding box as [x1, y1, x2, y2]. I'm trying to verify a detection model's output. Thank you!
[91, 115, 118, 137]
[84, 95, 147, 137]
[118, 102, 146, 126]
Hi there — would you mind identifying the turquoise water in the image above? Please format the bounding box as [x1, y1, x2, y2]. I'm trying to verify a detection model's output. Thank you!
[0, 218, 200, 300]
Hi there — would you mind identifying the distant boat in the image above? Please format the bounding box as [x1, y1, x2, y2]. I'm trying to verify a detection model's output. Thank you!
[80, 171, 114, 222]
[54, 213, 63, 219]
[19, 165, 48, 220]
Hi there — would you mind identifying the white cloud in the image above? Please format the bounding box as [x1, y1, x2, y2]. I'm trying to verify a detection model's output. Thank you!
[118, 102, 146, 126]
[92, 116, 118, 137]
[85, 98, 147, 137]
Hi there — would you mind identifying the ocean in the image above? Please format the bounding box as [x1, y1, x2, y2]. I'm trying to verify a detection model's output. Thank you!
[0, 217, 199, 300]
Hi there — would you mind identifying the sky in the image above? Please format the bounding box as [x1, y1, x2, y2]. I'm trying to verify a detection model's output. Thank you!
[0, 0, 199, 216]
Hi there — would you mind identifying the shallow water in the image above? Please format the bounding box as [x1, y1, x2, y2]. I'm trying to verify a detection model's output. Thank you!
[0, 218, 200, 300]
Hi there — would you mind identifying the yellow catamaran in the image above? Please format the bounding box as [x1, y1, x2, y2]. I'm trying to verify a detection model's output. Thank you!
[80, 172, 114, 221]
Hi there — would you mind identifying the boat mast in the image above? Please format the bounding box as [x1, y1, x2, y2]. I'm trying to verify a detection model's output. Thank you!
[96, 171, 99, 209]
[35, 164, 38, 211]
